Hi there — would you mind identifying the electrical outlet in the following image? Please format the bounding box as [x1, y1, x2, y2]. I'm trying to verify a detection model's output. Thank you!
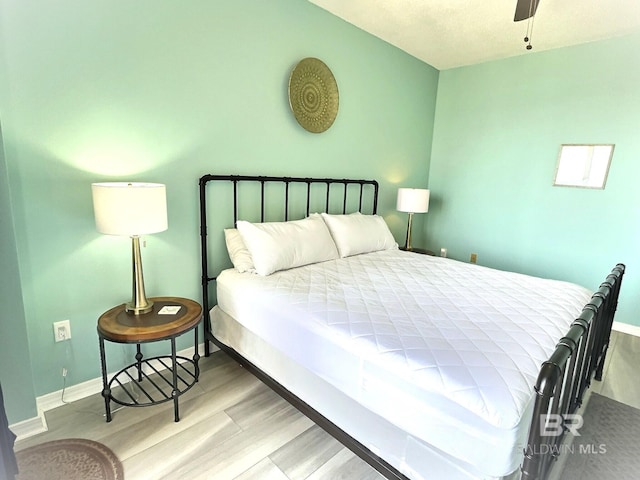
[440, 248, 447, 258]
[53, 320, 71, 342]
[470, 253, 478, 264]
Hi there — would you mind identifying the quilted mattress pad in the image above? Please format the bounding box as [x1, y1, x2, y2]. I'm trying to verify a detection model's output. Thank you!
[215, 250, 592, 476]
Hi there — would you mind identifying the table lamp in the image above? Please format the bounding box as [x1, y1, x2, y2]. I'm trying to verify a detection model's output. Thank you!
[396, 188, 429, 251]
[92, 182, 168, 315]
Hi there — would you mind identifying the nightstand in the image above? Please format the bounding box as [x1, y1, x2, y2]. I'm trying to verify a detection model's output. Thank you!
[400, 247, 435, 256]
[97, 297, 202, 422]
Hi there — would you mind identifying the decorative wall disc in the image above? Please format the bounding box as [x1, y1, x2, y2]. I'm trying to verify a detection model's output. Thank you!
[288, 57, 339, 133]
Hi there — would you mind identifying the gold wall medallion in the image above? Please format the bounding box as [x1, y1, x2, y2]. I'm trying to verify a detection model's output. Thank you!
[288, 57, 339, 133]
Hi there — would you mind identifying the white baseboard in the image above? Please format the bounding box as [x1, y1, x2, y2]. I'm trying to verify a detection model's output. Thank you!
[36, 377, 104, 414]
[10, 342, 209, 440]
[612, 321, 640, 337]
[9, 415, 48, 441]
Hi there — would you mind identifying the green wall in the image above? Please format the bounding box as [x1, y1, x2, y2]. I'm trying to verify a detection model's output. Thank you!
[0, 121, 38, 423]
[6, 0, 635, 426]
[428, 31, 640, 326]
[0, 0, 437, 422]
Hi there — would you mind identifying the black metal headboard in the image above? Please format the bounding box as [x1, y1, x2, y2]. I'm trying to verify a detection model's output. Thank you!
[198, 174, 379, 356]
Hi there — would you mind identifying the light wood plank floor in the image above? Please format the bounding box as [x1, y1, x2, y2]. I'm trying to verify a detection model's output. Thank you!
[15, 331, 640, 479]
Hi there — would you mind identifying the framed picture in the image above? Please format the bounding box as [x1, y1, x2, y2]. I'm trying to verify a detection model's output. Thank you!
[553, 144, 615, 189]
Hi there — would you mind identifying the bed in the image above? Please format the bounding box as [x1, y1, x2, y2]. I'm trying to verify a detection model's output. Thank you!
[198, 174, 624, 480]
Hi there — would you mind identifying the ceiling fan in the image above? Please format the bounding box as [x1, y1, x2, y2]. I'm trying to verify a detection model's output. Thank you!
[514, 0, 541, 49]
[514, 0, 540, 22]
[513, 0, 540, 22]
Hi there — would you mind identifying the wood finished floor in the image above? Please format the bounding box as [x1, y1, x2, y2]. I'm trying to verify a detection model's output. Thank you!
[15, 330, 640, 480]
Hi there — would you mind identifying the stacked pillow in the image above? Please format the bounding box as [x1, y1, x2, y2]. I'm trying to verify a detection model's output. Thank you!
[225, 212, 398, 276]
[321, 212, 397, 257]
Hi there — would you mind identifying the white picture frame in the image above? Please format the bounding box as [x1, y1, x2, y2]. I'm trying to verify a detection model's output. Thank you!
[553, 144, 614, 189]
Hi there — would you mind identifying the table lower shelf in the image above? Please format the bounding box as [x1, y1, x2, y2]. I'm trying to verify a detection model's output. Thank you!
[108, 355, 198, 408]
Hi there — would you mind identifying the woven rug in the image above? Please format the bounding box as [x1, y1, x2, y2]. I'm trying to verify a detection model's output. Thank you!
[15, 438, 124, 480]
[559, 393, 640, 479]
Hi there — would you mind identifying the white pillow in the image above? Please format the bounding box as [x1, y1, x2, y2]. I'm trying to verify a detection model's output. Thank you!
[224, 228, 255, 273]
[321, 212, 398, 257]
[236, 216, 339, 276]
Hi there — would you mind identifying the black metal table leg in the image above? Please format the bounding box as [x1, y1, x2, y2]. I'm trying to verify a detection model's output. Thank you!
[193, 325, 200, 382]
[135, 344, 143, 382]
[98, 337, 112, 422]
[171, 337, 179, 422]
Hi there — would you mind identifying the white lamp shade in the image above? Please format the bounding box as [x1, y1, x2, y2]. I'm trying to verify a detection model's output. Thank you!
[92, 182, 168, 236]
[396, 188, 429, 213]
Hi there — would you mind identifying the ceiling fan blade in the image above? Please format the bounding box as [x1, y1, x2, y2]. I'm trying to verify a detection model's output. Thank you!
[514, 0, 540, 22]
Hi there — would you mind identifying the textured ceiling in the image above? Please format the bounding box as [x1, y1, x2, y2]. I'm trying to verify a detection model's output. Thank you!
[308, 0, 640, 69]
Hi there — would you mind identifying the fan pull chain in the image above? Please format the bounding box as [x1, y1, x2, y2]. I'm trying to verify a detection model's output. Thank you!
[523, 0, 536, 50]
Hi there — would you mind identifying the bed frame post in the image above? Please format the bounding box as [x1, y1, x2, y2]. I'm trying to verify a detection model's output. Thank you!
[520, 361, 561, 480]
[520, 263, 625, 480]
[199, 175, 212, 357]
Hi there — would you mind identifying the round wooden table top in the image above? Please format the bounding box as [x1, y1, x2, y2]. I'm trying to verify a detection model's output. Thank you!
[97, 297, 202, 343]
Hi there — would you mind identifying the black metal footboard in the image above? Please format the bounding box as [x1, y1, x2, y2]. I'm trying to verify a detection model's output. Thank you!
[520, 263, 625, 480]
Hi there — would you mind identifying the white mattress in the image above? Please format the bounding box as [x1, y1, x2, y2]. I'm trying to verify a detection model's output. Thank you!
[214, 250, 592, 477]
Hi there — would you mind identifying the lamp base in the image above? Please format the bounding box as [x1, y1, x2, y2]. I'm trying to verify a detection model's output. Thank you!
[404, 212, 414, 251]
[125, 299, 154, 315]
[127, 236, 154, 316]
